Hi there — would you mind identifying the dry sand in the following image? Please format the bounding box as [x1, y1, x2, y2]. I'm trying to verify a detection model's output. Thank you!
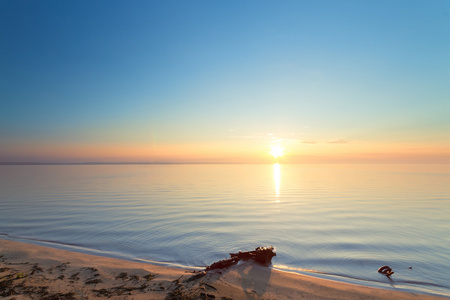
[0, 239, 447, 300]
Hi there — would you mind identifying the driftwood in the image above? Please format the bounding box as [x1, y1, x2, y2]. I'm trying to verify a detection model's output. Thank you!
[205, 247, 276, 272]
[378, 265, 394, 277]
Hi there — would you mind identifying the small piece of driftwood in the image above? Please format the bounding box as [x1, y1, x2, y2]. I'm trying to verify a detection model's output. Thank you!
[378, 265, 394, 277]
[205, 247, 276, 272]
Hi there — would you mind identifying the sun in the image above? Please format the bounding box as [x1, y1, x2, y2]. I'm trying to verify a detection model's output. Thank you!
[270, 145, 285, 158]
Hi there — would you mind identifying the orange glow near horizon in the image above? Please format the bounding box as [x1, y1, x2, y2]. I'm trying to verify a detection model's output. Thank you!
[1, 138, 449, 164]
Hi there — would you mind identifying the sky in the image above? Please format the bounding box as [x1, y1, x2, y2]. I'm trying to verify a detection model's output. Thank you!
[1, 0, 449, 164]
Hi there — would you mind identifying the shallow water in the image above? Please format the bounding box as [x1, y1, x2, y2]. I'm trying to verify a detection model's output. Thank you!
[0, 164, 449, 296]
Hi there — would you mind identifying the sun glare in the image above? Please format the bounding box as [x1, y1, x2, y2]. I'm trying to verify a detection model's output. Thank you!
[270, 145, 285, 158]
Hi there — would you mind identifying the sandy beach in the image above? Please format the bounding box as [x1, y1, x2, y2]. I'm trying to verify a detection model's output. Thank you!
[1, 239, 447, 299]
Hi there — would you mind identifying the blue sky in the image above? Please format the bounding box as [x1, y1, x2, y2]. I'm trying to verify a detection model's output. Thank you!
[1, 0, 449, 163]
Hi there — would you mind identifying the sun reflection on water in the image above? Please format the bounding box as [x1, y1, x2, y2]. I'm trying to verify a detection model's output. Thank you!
[273, 163, 281, 201]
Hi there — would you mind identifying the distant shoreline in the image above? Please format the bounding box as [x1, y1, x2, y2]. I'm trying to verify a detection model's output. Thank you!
[0, 162, 190, 165]
[1, 162, 449, 165]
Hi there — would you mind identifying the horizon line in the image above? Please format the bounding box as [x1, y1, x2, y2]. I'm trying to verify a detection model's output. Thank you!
[1, 162, 449, 165]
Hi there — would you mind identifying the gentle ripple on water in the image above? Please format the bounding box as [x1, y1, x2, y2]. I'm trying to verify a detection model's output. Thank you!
[0, 164, 449, 297]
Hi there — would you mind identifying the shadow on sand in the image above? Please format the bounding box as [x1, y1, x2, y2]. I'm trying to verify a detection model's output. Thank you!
[236, 261, 272, 299]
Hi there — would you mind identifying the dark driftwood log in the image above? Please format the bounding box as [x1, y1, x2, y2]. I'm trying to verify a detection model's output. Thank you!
[378, 265, 394, 277]
[205, 247, 276, 272]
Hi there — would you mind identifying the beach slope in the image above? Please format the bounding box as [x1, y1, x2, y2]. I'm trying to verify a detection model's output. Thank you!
[0, 239, 446, 299]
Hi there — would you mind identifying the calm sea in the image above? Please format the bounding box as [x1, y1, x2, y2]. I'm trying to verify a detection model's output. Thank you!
[0, 164, 449, 296]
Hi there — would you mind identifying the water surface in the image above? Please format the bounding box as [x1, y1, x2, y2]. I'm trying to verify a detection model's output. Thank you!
[0, 164, 449, 296]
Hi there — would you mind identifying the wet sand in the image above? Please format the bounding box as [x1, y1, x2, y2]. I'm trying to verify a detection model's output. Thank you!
[0, 239, 446, 299]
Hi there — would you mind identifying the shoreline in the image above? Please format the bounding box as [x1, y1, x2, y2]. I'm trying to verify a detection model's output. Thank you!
[1, 239, 448, 299]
